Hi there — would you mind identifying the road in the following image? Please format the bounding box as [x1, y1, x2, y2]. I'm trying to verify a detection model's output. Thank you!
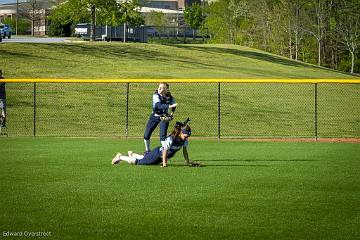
[1, 37, 70, 43]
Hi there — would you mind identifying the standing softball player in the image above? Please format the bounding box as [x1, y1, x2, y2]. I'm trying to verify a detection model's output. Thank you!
[143, 83, 177, 153]
[0, 70, 6, 131]
[112, 119, 200, 167]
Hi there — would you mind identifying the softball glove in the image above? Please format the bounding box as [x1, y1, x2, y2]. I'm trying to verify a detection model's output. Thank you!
[160, 113, 174, 122]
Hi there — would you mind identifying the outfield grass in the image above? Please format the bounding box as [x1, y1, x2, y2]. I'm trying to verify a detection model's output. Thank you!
[0, 43, 358, 79]
[0, 138, 359, 240]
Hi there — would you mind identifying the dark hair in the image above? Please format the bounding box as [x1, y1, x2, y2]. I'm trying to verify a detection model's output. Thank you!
[171, 125, 191, 139]
[166, 91, 172, 98]
[159, 82, 169, 89]
[171, 124, 181, 139]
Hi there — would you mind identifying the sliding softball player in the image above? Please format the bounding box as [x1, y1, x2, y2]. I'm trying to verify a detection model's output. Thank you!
[112, 119, 200, 167]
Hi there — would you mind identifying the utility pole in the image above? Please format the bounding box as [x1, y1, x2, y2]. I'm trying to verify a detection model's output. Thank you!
[31, 0, 36, 36]
[123, 0, 127, 43]
[16, 0, 19, 35]
[90, 4, 96, 41]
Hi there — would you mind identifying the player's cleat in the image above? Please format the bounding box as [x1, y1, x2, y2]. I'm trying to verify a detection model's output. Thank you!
[112, 153, 122, 165]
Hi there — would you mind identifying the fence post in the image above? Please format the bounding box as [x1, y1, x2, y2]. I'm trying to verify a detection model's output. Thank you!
[125, 83, 129, 139]
[33, 82, 36, 137]
[314, 83, 318, 141]
[183, 26, 186, 43]
[218, 82, 221, 141]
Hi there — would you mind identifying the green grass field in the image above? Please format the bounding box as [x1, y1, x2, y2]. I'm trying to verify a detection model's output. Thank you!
[0, 138, 359, 240]
[0, 42, 359, 239]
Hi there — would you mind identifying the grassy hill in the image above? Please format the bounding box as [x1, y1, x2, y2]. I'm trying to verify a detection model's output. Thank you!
[0, 42, 358, 79]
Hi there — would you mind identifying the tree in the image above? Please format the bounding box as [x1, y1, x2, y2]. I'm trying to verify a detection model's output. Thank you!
[19, 0, 40, 36]
[83, 0, 119, 41]
[302, 0, 329, 66]
[49, 0, 122, 40]
[145, 10, 169, 39]
[49, 0, 143, 41]
[227, 0, 249, 44]
[281, 0, 307, 60]
[48, 0, 92, 37]
[336, 0, 360, 73]
[205, 0, 249, 44]
[202, 0, 358, 73]
[119, 0, 144, 42]
[184, 2, 205, 40]
[204, 1, 228, 43]
[247, 0, 274, 51]
[145, 10, 167, 26]
[15, 0, 60, 36]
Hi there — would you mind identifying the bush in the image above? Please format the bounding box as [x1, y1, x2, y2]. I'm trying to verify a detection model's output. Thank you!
[48, 19, 73, 37]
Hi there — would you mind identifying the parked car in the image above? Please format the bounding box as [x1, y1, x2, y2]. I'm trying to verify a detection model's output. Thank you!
[0, 24, 12, 39]
[74, 23, 90, 38]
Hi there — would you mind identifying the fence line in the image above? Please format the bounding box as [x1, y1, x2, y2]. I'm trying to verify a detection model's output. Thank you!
[2, 79, 360, 84]
[1, 80, 359, 139]
[33, 82, 36, 137]
[314, 83, 318, 141]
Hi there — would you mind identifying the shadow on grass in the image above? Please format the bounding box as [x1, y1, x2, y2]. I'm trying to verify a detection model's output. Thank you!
[201, 164, 269, 167]
[184, 158, 318, 167]
[1, 49, 49, 60]
[1, 43, 171, 64]
[199, 159, 317, 162]
[11, 43, 296, 73]
[171, 164, 270, 167]
[50, 43, 171, 62]
[172, 45, 314, 69]
[57, 44, 228, 71]
[52, 43, 237, 72]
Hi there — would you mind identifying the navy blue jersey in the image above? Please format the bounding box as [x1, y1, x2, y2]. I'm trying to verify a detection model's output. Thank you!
[0, 83, 5, 100]
[136, 135, 188, 165]
[160, 135, 188, 159]
[152, 91, 176, 115]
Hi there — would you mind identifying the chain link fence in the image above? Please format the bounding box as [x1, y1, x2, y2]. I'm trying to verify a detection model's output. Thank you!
[146, 26, 207, 42]
[2, 81, 359, 139]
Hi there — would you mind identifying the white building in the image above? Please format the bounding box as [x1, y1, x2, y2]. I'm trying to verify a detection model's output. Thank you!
[0, 2, 52, 35]
[0, 3, 16, 23]
[117, 0, 202, 11]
